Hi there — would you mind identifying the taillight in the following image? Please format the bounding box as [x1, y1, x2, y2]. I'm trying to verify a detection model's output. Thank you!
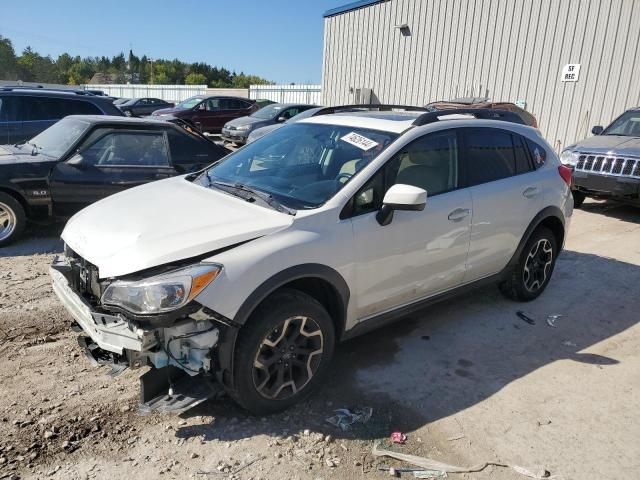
[558, 165, 572, 186]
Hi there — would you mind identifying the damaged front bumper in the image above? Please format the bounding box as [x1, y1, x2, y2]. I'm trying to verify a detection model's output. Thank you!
[50, 255, 227, 412]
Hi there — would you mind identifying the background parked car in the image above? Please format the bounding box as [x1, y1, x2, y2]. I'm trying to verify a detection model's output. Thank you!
[151, 95, 259, 134]
[0, 87, 124, 145]
[117, 97, 175, 117]
[426, 97, 538, 127]
[0, 115, 230, 246]
[247, 106, 324, 143]
[221, 103, 316, 145]
[561, 107, 640, 208]
[113, 98, 131, 106]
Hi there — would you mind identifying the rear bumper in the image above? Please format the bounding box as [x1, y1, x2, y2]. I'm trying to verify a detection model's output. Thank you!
[49, 257, 152, 355]
[572, 170, 640, 198]
[220, 129, 248, 144]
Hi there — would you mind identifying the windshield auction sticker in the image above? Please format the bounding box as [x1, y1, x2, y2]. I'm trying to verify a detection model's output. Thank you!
[340, 132, 379, 151]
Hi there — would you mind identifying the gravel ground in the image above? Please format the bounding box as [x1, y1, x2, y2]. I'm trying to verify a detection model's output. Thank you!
[0, 199, 638, 480]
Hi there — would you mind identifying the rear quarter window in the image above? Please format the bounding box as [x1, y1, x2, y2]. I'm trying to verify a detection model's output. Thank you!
[525, 138, 547, 168]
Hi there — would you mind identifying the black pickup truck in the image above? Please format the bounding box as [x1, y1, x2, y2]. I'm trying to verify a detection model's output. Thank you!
[0, 115, 230, 246]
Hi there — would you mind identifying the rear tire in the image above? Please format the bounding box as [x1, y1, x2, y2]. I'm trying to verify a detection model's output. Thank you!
[572, 190, 586, 208]
[0, 192, 26, 247]
[499, 226, 558, 301]
[229, 288, 335, 415]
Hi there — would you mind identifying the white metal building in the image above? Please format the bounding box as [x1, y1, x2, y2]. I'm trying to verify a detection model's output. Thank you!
[321, 0, 640, 150]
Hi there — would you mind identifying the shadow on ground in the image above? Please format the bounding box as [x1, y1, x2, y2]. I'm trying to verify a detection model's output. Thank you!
[0, 224, 63, 257]
[579, 199, 640, 223]
[176, 242, 640, 443]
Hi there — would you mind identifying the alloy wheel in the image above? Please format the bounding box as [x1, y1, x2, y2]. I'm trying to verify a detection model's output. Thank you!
[523, 239, 553, 293]
[0, 202, 16, 242]
[252, 316, 324, 400]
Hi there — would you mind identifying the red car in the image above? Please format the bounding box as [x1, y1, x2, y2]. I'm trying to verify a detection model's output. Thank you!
[151, 96, 260, 133]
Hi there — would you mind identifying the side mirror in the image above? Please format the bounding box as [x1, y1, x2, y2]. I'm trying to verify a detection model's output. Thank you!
[276, 116, 287, 123]
[66, 153, 86, 168]
[376, 184, 427, 226]
[591, 125, 604, 135]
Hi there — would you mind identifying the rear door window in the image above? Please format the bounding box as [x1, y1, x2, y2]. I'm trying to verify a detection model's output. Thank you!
[513, 134, 534, 174]
[65, 100, 102, 115]
[463, 128, 517, 186]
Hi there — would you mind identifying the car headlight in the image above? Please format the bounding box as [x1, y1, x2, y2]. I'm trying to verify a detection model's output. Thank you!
[101, 263, 221, 315]
[236, 124, 251, 131]
[560, 149, 579, 166]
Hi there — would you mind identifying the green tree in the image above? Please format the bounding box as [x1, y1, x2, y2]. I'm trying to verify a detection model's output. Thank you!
[185, 72, 207, 85]
[0, 35, 19, 80]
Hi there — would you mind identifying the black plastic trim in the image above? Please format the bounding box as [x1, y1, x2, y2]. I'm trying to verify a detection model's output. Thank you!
[233, 264, 350, 328]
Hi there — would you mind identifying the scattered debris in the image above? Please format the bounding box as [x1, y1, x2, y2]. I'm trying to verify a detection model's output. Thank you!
[326, 407, 373, 431]
[546, 314, 563, 328]
[414, 470, 448, 479]
[372, 443, 558, 479]
[390, 431, 407, 444]
[446, 434, 465, 441]
[562, 340, 577, 347]
[516, 311, 536, 325]
[537, 419, 552, 427]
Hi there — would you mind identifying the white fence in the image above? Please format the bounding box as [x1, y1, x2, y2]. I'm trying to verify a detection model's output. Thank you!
[83, 84, 207, 102]
[249, 84, 322, 105]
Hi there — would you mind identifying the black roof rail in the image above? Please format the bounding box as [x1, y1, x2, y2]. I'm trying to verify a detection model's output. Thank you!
[0, 85, 95, 95]
[314, 104, 430, 116]
[412, 108, 526, 126]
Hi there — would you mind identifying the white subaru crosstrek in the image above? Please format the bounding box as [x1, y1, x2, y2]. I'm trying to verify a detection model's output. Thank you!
[50, 107, 573, 414]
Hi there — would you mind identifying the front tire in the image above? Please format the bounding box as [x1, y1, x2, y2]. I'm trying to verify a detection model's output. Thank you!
[499, 226, 558, 301]
[0, 192, 26, 247]
[230, 289, 335, 415]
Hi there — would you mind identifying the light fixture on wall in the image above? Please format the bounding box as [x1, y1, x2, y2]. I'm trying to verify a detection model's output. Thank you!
[395, 23, 411, 36]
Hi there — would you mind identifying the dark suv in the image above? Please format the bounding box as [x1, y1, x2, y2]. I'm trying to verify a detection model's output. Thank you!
[0, 87, 123, 144]
[151, 95, 259, 133]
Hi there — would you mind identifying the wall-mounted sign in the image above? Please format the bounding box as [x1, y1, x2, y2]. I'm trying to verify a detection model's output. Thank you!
[561, 64, 581, 82]
[515, 100, 527, 109]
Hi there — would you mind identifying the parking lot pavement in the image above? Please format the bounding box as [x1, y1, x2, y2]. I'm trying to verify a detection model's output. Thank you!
[0, 200, 638, 479]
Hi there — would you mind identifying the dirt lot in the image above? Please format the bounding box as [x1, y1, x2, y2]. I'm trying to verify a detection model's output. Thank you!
[0, 200, 639, 480]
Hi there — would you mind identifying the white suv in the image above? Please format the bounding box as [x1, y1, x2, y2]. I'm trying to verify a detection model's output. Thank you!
[50, 107, 573, 414]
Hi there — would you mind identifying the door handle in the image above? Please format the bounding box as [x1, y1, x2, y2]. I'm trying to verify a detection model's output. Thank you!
[448, 208, 471, 221]
[522, 186, 540, 198]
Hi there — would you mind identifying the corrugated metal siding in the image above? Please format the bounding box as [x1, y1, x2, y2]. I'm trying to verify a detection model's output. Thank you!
[249, 84, 322, 104]
[322, 0, 640, 150]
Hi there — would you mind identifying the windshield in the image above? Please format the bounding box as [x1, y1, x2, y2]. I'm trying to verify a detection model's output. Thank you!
[174, 97, 203, 110]
[603, 111, 640, 137]
[251, 104, 285, 120]
[27, 118, 91, 157]
[199, 122, 398, 209]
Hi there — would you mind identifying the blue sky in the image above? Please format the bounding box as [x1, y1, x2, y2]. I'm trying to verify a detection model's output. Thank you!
[1, 0, 348, 84]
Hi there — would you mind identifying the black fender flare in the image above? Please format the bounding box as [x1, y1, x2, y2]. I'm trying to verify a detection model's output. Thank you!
[215, 264, 350, 389]
[506, 206, 566, 268]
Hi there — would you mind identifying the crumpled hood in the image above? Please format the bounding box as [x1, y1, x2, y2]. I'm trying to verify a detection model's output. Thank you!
[62, 176, 294, 278]
[224, 116, 269, 129]
[569, 135, 640, 156]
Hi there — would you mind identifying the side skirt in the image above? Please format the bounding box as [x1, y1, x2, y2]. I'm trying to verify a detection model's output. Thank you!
[341, 271, 505, 341]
